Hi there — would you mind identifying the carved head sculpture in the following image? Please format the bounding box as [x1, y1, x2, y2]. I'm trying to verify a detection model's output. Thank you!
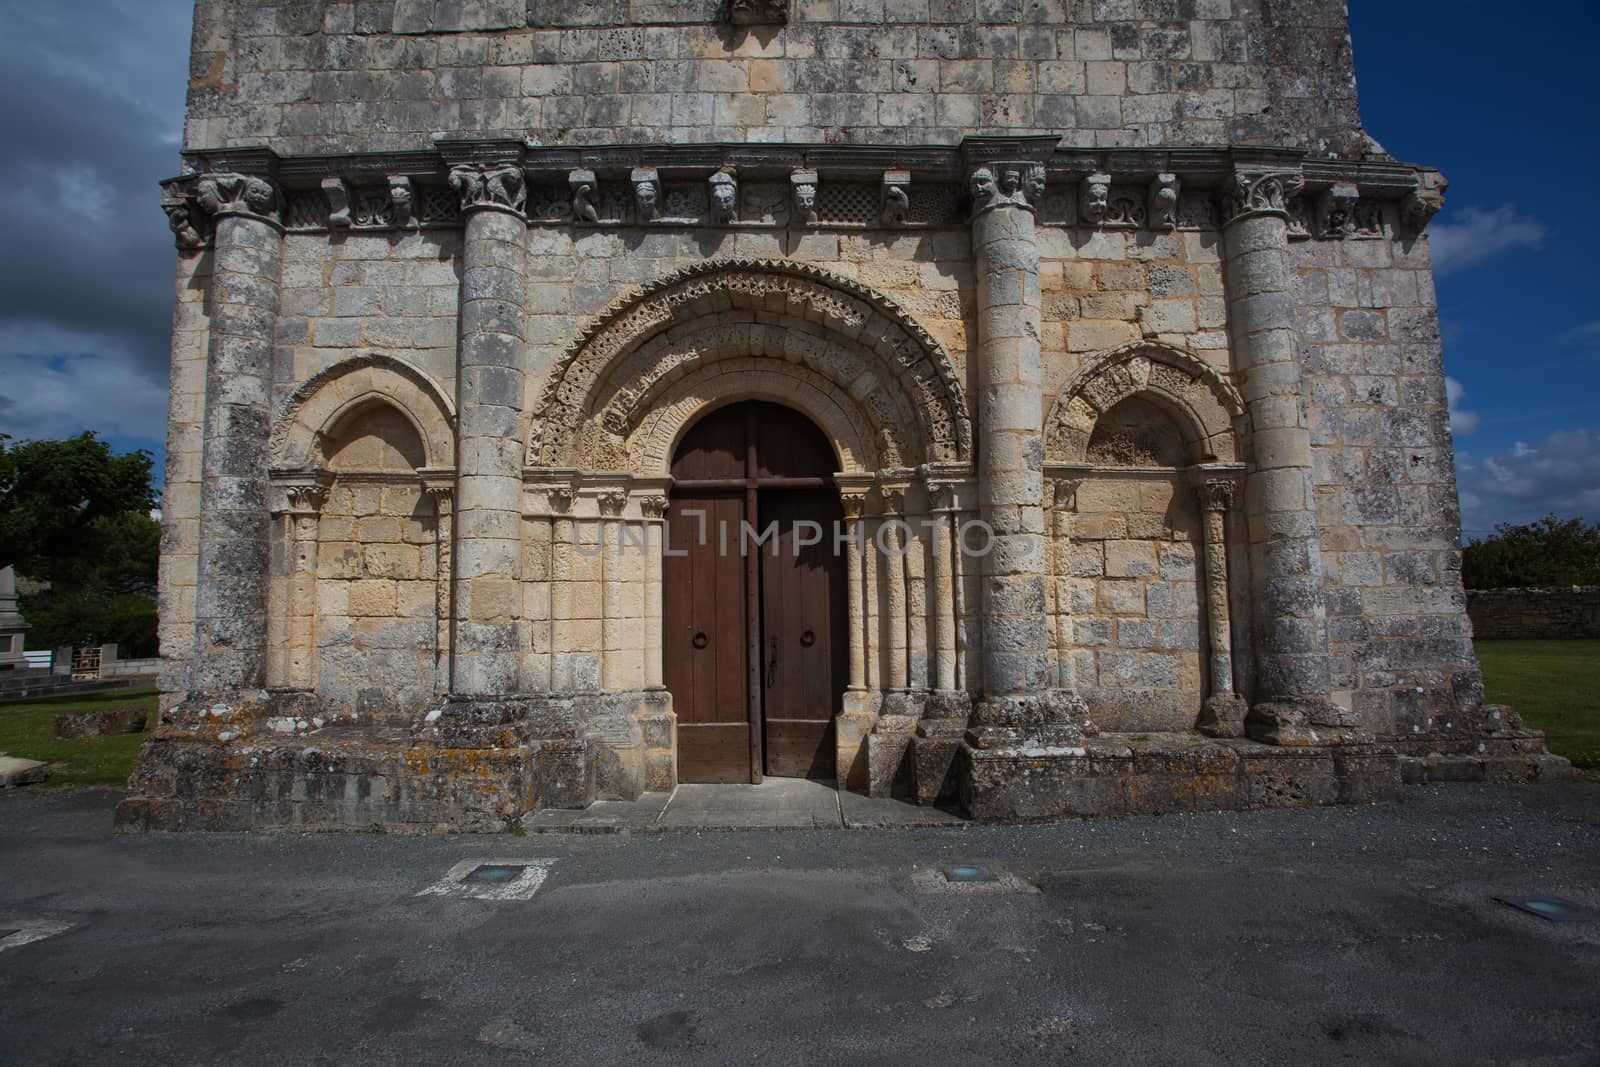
[637, 180, 658, 213]
[242, 176, 277, 216]
[998, 166, 1024, 198]
[971, 166, 997, 203]
[794, 182, 816, 214]
[388, 176, 413, 220]
[1023, 164, 1047, 205]
[1081, 173, 1111, 223]
[709, 169, 738, 222]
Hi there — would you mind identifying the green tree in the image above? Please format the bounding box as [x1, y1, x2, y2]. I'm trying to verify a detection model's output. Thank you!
[1462, 515, 1600, 590]
[0, 433, 160, 655]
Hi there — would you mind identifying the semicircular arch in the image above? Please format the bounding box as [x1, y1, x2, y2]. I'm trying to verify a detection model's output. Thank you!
[270, 353, 456, 471]
[1045, 342, 1246, 465]
[526, 258, 971, 474]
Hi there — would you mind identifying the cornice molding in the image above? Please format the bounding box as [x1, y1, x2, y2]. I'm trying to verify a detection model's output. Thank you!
[158, 141, 1448, 249]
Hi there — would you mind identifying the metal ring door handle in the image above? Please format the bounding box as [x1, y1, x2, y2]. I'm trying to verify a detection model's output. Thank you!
[692, 632, 708, 649]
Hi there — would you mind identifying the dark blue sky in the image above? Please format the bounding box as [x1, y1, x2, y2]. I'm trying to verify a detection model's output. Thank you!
[0, 0, 1594, 536]
[1349, 0, 1600, 535]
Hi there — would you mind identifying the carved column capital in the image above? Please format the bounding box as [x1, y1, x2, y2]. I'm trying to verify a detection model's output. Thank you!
[639, 495, 669, 520]
[548, 485, 575, 514]
[449, 161, 527, 218]
[1218, 168, 1305, 226]
[839, 491, 869, 520]
[970, 161, 1046, 217]
[195, 172, 281, 225]
[423, 484, 454, 512]
[284, 484, 329, 514]
[597, 489, 628, 516]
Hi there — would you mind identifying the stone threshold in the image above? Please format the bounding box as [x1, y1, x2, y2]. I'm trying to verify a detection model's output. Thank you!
[522, 778, 969, 834]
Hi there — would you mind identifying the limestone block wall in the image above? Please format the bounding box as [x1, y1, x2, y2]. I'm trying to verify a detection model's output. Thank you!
[187, 0, 1373, 155]
[312, 481, 442, 720]
[1291, 214, 1482, 739]
[275, 230, 462, 407]
[1066, 471, 1207, 729]
[1467, 588, 1600, 641]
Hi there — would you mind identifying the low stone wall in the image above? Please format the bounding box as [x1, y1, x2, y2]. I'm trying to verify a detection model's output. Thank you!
[1467, 587, 1600, 640]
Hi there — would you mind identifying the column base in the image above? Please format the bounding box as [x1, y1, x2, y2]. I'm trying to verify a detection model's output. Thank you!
[836, 689, 882, 791]
[1245, 700, 1367, 746]
[908, 690, 972, 805]
[967, 690, 1093, 754]
[1196, 694, 1250, 738]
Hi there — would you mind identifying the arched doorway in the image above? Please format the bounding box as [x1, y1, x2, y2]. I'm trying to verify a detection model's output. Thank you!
[664, 401, 847, 784]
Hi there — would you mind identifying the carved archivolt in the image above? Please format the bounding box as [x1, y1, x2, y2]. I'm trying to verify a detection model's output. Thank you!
[1045, 342, 1246, 465]
[270, 353, 456, 471]
[526, 258, 972, 473]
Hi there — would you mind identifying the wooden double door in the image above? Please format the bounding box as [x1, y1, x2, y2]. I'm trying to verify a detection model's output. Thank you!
[664, 402, 848, 783]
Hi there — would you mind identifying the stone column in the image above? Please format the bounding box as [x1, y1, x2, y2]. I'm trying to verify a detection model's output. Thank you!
[1046, 464, 1089, 689]
[968, 160, 1085, 741]
[448, 160, 528, 697]
[926, 482, 959, 694]
[904, 497, 930, 694]
[641, 494, 668, 690]
[841, 492, 868, 692]
[190, 172, 283, 695]
[880, 486, 910, 696]
[835, 485, 877, 791]
[424, 482, 454, 691]
[1220, 166, 1346, 744]
[1192, 470, 1249, 737]
[271, 478, 330, 691]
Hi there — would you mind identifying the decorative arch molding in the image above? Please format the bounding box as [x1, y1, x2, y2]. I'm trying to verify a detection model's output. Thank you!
[1045, 342, 1246, 465]
[628, 360, 879, 476]
[525, 258, 972, 473]
[269, 353, 457, 471]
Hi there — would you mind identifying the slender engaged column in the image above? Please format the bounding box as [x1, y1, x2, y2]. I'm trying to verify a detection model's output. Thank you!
[905, 503, 929, 693]
[927, 483, 958, 693]
[449, 160, 528, 697]
[425, 484, 454, 691]
[881, 489, 910, 692]
[1046, 472, 1086, 689]
[841, 493, 868, 691]
[1193, 472, 1249, 736]
[968, 160, 1063, 720]
[191, 173, 283, 694]
[1220, 167, 1342, 743]
[275, 481, 329, 690]
[642, 494, 668, 690]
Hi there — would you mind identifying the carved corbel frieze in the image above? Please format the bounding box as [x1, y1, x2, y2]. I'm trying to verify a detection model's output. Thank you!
[195, 172, 281, 224]
[1079, 172, 1111, 225]
[790, 169, 818, 226]
[448, 161, 527, 217]
[388, 175, 414, 227]
[708, 168, 739, 224]
[322, 178, 352, 230]
[162, 194, 208, 251]
[881, 170, 911, 227]
[1218, 168, 1305, 225]
[1316, 181, 1360, 239]
[1148, 173, 1180, 231]
[570, 169, 600, 224]
[632, 167, 660, 222]
[970, 161, 1046, 217]
[1404, 169, 1448, 237]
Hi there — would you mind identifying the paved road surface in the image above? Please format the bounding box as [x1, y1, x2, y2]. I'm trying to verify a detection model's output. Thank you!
[2, 783, 1598, 1064]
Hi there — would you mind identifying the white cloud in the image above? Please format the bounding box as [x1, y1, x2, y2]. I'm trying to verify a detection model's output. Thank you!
[1428, 205, 1547, 276]
[0, 338, 169, 445]
[1444, 376, 1480, 435]
[1558, 321, 1600, 350]
[1457, 428, 1600, 536]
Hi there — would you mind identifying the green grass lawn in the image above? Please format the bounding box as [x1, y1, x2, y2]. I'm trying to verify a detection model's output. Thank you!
[1475, 639, 1600, 775]
[0, 688, 158, 790]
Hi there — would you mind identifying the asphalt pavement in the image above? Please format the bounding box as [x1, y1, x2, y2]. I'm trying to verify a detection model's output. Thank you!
[2, 782, 1598, 1065]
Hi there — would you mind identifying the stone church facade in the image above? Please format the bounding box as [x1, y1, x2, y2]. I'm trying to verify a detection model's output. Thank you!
[118, 0, 1568, 831]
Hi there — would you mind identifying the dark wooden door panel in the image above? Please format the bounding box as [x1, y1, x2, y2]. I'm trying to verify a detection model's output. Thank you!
[664, 492, 750, 783]
[760, 489, 847, 779]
